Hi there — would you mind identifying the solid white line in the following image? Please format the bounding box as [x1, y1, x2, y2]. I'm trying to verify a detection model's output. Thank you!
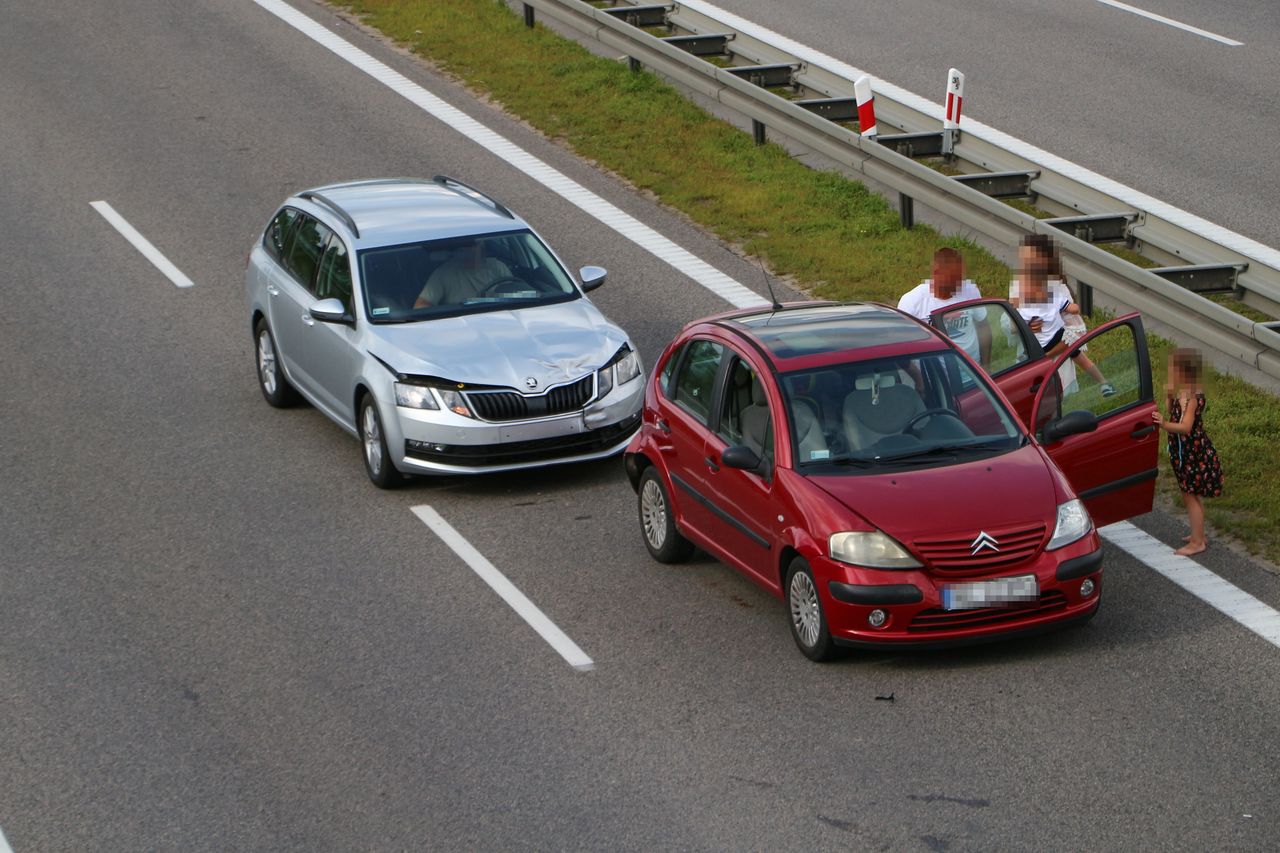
[1100, 522, 1280, 648]
[89, 201, 195, 289]
[251, 0, 766, 310]
[1094, 0, 1243, 46]
[0, 825, 12, 853]
[680, 1, 1279, 273]
[411, 505, 595, 672]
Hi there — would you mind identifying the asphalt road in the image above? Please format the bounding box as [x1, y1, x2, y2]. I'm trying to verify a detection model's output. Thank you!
[3, 1, 1280, 850]
[699, 0, 1280, 250]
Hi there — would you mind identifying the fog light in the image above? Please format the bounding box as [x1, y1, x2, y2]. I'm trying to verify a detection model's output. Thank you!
[1080, 578, 1096, 598]
[868, 609, 888, 628]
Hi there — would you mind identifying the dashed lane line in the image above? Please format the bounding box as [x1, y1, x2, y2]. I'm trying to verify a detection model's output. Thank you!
[89, 201, 194, 289]
[252, 0, 765, 310]
[411, 505, 595, 672]
[1101, 521, 1280, 648]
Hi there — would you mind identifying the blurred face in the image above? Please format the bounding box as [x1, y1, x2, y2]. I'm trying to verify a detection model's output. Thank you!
[931, 257, 964, 296]
[456, 243, 484, 267]
[1019, 245, 1051, 299]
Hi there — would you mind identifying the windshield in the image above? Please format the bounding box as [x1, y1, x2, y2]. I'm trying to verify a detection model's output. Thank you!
[781, 349, 1024, 473]
[358, 229, 579, 323]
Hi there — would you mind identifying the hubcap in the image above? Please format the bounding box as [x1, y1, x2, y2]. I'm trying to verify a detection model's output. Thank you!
[789, 571, 821, 648]
[640, 479, 667, 549]
[362, 405, 382, 475]
[257, 331, 277, 395]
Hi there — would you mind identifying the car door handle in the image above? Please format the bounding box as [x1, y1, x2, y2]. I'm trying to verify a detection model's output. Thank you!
[704, 456, 720, 472]
[266, 284, 279, 297]
[1130, 423, 1156, 439]
[1029, 377, 1043, 393]
[301, 313, 315, 327]
[656, 419, 671, 434]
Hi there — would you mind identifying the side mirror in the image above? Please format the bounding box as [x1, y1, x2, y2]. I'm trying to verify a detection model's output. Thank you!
[579, 265, 607, 292]
[310, 297, 353, 325]
[721, 445, 762, 471]
[1042, 409, 1098, 444]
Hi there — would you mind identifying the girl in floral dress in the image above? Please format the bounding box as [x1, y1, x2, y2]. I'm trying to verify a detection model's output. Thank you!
[1152, 348, 1223, 556]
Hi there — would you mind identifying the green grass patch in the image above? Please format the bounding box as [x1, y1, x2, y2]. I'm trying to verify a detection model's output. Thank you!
[337, 0, 1280, 563]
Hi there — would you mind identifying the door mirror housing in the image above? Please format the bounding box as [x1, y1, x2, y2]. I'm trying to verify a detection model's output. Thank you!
[310, 297, 353, 325]
[1042, 409, 1098, 444]
[721, 445, 762, 471]
[579, 266, 607, 292]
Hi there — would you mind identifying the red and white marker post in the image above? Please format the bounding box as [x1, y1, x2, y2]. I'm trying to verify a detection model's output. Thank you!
[942, 68, 964, 155]
[854, 75, 876, 139]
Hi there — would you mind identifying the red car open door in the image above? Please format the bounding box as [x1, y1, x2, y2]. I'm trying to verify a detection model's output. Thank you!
[1026, 314, 1158, 527]
[930, 299, 1047, 427]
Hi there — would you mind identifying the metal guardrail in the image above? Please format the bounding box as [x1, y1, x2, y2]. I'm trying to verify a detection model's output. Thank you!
[520, 0, 1280, 380]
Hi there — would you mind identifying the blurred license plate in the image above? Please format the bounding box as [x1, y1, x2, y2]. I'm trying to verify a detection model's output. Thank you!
[941, 575, 1038, 611]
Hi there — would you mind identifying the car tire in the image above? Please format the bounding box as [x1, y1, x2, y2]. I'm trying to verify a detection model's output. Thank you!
[254, 318, 301, 408]
[359, 394, 406, 489]
[638, 467, 693, 563]
[786, 557, 839, 662]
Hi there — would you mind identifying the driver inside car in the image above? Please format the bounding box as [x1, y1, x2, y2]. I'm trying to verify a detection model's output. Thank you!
[413, 241, 513, 308]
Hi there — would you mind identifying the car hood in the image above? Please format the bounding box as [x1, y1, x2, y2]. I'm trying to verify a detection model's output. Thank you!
[367, 300, 628, 388]
[807, 445, 1059, 541]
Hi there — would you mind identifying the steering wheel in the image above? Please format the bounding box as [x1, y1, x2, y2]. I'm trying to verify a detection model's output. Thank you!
[903, 408, 967, 435]
[479, 276, 532, 297]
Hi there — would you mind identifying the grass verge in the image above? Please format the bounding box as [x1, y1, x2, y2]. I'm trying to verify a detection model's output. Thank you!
[337, 0, 1280, 563]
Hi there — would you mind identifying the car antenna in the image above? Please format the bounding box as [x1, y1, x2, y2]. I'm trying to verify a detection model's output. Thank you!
[759, 258, 783, 313]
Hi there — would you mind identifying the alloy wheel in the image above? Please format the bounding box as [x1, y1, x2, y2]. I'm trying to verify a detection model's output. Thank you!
[640, 478, 667, 549]
[789, 570, 821, 649]
[362, 404, 382, 475]
[257, 331, 277, 395]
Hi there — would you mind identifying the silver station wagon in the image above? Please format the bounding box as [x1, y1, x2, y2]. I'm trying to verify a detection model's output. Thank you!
[245, 177, 644, 487]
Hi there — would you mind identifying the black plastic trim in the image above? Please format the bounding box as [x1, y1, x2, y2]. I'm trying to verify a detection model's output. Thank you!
[831, 598, 1100, 651]
[670, 473, 770, 549]
[1055, 549, 1103, 581]
[1078, 467, 1158, 501]
[828, 582, 924, 605]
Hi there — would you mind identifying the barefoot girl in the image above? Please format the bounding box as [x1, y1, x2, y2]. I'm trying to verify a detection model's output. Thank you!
[1152, 348, 1223, 556]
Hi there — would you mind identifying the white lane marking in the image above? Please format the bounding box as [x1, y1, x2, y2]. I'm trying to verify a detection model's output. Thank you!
[411, 505, 595, 672]
[1094, 0, 1243, 47]
[1101, 521, 1280, 648]
[252, 0, 766, 310]
[90, 199, 194, 289]
[89, 201, 195, 289]
[681, 1, 1280, 272]
[0, 825, 12, 853]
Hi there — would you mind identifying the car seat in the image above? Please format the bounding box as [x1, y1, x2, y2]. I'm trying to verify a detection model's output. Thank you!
[841, 374, 926, 453]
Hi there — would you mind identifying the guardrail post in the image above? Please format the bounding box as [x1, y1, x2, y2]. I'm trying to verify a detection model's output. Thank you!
[942, 68, 964, 157]
[899, 193, 914, 229]
[752, 119, 766, 145]
[1076, 280, 1094, 317]
[628, 57, 641, 73]
[523, 3, 534, 27]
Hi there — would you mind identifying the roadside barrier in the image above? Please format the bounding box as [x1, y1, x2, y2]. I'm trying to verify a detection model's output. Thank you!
[520, 0, 1280, 381]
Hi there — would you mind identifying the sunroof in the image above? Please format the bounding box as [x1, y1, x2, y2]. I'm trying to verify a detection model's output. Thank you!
[735, 304, 933, 357]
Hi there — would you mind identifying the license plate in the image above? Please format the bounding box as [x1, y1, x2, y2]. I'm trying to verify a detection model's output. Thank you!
[941, 574, 1038, 611]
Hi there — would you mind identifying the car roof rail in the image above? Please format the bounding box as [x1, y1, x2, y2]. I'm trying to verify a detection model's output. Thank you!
[432, 175, 514, 219]
[298, 190, 361, 238]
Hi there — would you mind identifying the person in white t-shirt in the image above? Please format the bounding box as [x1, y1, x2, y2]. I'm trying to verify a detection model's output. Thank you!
[898, 247, 991, 366]
[1011, 235, 1114, 396]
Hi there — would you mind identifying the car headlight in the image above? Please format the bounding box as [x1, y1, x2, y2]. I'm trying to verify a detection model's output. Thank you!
[597, 365, 613, 399]
[829, 531, 921, 569]
[1047, 499, 1092, 550]
[394, 382, 439, 410]
[614, 349, 642, 385]
[436, 388, 473, 418]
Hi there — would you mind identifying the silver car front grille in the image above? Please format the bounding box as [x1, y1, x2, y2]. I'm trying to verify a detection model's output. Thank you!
[466, 374, 595, 422]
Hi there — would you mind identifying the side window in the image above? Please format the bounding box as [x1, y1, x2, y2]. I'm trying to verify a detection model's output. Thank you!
[264, 208, 298, 260]
[658, 343, 683, 397]
[315, 236, 353, 313]
[282, 215, 332, 293]
[717, 358, 774, 466]
[933, 302, 1033, 377]
[1051, 321, 1145, 422]
[671, 339, 725, 424]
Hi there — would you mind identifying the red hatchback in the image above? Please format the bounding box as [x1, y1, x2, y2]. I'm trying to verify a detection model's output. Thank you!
[624, 301, 1158, 660]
